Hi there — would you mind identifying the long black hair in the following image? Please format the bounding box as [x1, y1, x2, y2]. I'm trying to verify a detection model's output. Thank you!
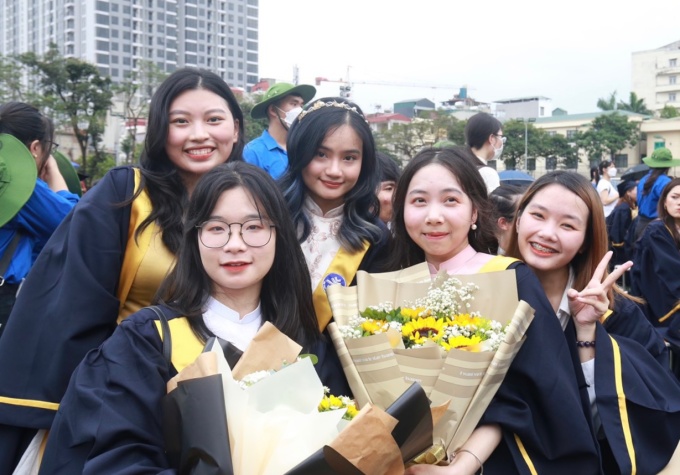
[279, 97, 382, 252]
[136, 68, 245, 254]
[658, 177, 680, 248]
[0, 101, 54, 166]
[156, 162, 320, 348]
[387, 146, 498, 270]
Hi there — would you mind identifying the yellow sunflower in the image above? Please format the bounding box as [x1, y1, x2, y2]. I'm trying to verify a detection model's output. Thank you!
[360, 319, 388, 335]
[441, 334, 483, 352]
[400, 306, 428, 320]
[402, 316, 446, 347]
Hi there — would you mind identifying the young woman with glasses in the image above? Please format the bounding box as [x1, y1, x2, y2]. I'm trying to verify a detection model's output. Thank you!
[38, 162, 348, 473]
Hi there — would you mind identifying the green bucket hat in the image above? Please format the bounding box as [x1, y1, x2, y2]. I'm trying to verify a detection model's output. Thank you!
[0, 133, 38, 227]
[643, 147, 680, 168]
[250, 82, 316, 120]
[53, 150, 83, 196]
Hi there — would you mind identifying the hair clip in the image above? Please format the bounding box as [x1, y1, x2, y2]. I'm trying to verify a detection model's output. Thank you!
[297, 100, 369, 124]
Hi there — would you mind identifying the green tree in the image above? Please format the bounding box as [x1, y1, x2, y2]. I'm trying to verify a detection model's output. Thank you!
[618, 92, 651, 115]
[498, 119, 544, 170]
[113, 60, 167, 164]
[597, 91, 618, 111]
[238, 97, 267, 143]
[574, 112, 640, 162]
[446, 117, 467, 145]
[660, 105, 680, 119]
[539, 133, 579, 169]
[375, 120, 434, 161]
[19, 44, 113, 176]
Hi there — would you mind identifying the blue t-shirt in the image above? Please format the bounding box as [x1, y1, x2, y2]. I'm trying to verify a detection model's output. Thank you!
[637, 172, 670, 219]
[0, 179, 79, 284]
[243, 130, 288, 180]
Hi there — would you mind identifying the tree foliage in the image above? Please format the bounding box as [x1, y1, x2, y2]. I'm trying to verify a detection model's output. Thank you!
[660, 104, 680, 119]
[597, 91, 618, 111]
[618, 92, 651, 115]
[238, 97, 267, 143]
[19, 43, 113, 177]
[574, 112, 640, 162]
[113, 60, 167, 164]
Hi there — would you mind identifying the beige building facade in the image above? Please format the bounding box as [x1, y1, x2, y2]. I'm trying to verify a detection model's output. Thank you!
[640, 117, 680, 176]
[632, 40, 680, 114]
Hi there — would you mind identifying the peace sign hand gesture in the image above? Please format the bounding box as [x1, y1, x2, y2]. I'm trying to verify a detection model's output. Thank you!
[567, 251, 632, 337]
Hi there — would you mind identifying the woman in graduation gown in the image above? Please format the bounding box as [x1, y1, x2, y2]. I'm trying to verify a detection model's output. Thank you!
[631, 177, 680, 327]
[279, 98, 390, 331]
[396, 154, 680, 474]
[0, 68, 245, 473]
[38, 162, 347, 474]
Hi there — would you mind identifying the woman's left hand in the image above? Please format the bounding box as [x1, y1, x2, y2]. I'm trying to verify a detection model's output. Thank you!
[567, 251, 632, 330]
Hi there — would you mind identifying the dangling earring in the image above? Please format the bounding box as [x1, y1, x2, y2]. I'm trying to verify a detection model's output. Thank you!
[471, 223, 478, 231]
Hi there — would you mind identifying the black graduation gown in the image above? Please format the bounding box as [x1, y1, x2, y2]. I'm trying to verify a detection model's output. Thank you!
[606, 202, 634, 268]
[0, 167, 137, 473]
[630, 220, 680, 327]
[479, 262, 680, 474]
[38, 305, 349, 474]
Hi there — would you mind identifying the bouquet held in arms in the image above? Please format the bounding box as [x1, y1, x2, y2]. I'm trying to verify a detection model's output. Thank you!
[326, 261, 536, 464]
[163, 321, 440, 474]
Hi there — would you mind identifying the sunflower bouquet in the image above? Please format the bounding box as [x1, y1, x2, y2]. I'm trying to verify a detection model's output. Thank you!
[339, 276, 506, 353]
[326, 261, 536, 461]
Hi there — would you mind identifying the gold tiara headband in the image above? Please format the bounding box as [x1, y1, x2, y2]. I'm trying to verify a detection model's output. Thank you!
[297, 100, 369, 124]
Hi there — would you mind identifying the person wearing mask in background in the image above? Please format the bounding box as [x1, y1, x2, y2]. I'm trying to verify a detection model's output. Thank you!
[464, 112, 503, 194]
[376, 151, 401, 226]
[634, 147, 680, 242]
[596, 160, 619, 218]
[244, 82, 316, 179]
[0, 102, 79, 338]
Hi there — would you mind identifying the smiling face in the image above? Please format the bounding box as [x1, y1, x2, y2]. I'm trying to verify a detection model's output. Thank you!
[199, 187, 276, 308]
[516, 183, 589, 278]
[301, 124, 363, 214]
[403, 163, 477, 267]
[166, 88, 239, 191]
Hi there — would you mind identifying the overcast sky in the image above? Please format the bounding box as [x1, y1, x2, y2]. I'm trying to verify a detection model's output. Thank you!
[258, 0, 680, 115]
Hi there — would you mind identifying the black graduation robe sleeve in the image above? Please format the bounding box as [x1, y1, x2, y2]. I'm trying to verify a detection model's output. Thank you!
[39, 307, 177, 475]
[0, 167, 135, 429]
[603, 294, 670, 369]
[630, 220, 680, 326]
[607, 202, 633, 267]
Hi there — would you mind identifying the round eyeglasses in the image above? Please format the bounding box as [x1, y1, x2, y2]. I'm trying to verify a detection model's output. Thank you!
[494, 134, 507, 144]
[197, 219, 275, 248]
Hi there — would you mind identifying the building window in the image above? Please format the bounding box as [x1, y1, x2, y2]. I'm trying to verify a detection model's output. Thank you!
[671, 93, 677, 102]
[671, 76, 677, 85]
[670, 58, 678, 67]
[614, 154, 628, 169]
[540, 106, 545, 116]
[546, 157, 557, 170]
[526, 158, 536, 171]
[566, 130, 576, 139]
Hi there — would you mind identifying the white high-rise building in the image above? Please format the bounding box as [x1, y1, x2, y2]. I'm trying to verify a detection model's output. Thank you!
[632, 40, 680, 114]
[0, 0, 259, 89]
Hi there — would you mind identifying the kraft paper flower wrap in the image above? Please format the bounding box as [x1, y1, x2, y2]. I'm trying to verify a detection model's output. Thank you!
[163, 321, 439, 474]
[325, 261, 536, 462]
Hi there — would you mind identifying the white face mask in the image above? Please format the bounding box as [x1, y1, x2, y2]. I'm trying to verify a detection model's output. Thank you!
[608, 167, 617, 178]
[492, 143, 504, 161]
[277, 106, 303, 129]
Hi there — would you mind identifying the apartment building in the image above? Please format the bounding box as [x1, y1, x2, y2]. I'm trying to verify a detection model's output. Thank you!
[0, 0, 259, 90]
[632, 40, 680, 114]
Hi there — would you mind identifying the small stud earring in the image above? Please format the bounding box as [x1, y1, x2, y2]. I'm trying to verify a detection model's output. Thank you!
[471, 223, 478, 231]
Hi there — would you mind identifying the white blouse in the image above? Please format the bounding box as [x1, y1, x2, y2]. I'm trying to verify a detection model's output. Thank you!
[300, 197, 343, 290]
[202, 297, 263, 351]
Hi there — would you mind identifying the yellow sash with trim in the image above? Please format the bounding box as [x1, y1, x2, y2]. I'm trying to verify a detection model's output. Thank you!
[479, 255, 518, 273]
[154, 317, 205, 372]
[313, 242, 370, 331]
[116, 169, 156, 323]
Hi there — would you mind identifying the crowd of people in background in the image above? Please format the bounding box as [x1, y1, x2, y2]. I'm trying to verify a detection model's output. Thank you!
[1, 70, 679, 474]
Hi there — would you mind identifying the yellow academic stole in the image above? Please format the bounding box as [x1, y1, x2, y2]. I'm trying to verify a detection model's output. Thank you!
[313, 242, 370, 331]
[116, 168, 156, 322]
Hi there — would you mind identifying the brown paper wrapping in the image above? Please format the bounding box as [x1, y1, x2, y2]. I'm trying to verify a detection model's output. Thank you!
[231, 321, 302, 380]
[326, 262, 536, 459]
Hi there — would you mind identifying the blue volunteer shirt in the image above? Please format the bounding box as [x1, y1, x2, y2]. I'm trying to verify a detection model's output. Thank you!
[637, 172, 670, 219]
[0, 179, 80, 284]
[243, 129, 288, 180]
